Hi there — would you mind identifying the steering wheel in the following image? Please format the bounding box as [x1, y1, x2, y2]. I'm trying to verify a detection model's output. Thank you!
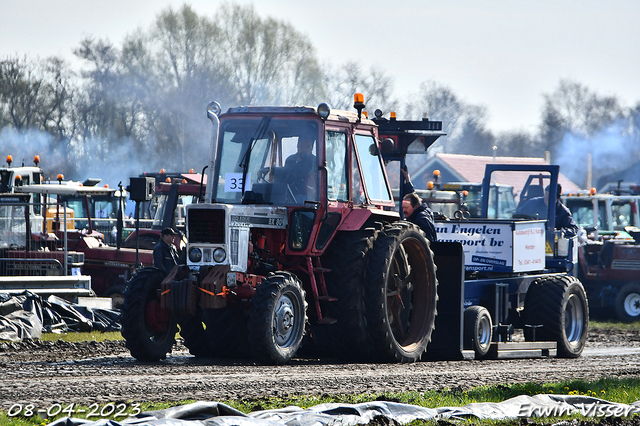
[257, 167, 274, 183]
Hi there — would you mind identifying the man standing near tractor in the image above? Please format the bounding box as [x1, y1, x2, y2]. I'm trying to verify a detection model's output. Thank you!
[153, 227, 180, 274]
[402, 192, 437, 243]
[401, 166, 437, 242]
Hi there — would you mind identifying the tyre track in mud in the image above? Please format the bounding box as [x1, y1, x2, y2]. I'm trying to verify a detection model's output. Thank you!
[1, 329, 639, 409]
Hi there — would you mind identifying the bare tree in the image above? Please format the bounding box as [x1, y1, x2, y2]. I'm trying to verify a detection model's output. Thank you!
[455, 105, 496, 156]
[324, 61, 398, 113]
[540, 79, 622, 144]
[494, 130, 540, 158]
[213, 3, 325, 106]
[405, 81, 464, 142]
[540, 79, 632, 187]
[0, 55, 75, 135]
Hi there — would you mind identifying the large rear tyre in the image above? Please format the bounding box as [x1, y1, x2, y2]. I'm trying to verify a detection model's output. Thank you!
[614, 283, 640, 323]
[464, 305, 493, 358]
[524, 275, 589, 358]
[249, 273, 307, 364]
[364, 222, 438, 363]
[318, 227, 377, 360]
[121, 268, 177, 361]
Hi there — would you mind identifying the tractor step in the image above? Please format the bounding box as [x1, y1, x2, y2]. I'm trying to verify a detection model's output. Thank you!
[313, 267, 331, 273]
[318, 295, 338, 302]
[318, 317, 337, 324]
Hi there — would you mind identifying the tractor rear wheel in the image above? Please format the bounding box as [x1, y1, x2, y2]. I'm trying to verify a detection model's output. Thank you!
[120, 268, 177, 361]
[524, 275, 589, 358]
[464, 305, 493, 358]
[364, 222, 438, 363]
[614, 283, 640, 323]
[319, 227, 377, 360]
[248, 273, 307, 364]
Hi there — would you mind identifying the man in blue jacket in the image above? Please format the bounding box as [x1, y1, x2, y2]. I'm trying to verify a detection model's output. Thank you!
[153, 227, 180, 274]
[516, 184, 579, 238]
[402, 192, 437, 243]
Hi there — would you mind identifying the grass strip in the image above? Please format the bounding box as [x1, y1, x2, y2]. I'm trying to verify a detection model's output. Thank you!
[2, 377, 639, 426]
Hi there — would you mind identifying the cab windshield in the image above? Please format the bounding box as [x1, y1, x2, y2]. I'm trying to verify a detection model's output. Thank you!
[214, 117, 320, 205]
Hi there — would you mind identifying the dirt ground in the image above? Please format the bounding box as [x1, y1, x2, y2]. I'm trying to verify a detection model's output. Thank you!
[1, 327, 639, 425]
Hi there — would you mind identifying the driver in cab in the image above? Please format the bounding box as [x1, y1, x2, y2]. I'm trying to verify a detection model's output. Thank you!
[284, 136, 317, 201]
[516, 183, 578, 238]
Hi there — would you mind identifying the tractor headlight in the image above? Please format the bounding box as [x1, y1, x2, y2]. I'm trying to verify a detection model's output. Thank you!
[317, 103, 331, 121]
[213, 248, 226, 263]
[189, 247, 202, 263]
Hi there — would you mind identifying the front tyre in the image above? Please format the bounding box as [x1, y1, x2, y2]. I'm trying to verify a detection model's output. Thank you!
[249, 273, 307, 364]
[464, 305, 493, 358]
[614, 283, 640, 323]
[121, 268, 177, 361]
[524, 275, 589, 358]
[364, 222, 438, 363]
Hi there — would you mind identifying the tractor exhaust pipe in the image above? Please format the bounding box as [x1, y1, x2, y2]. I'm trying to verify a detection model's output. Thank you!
[206, 101, 222, 204]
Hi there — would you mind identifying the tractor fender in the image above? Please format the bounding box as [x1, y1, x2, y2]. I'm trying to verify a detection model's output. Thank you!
[338, 208, 373, 231]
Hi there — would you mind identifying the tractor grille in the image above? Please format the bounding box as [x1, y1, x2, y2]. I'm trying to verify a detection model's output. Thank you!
[230, 228, 239, 266]
[188, 208, 225, 244]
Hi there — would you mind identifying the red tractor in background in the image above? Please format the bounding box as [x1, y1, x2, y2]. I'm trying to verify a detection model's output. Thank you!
[16, 181, 153, 308]
[563, 184, 640, 322]
[123, 172, 205, 250]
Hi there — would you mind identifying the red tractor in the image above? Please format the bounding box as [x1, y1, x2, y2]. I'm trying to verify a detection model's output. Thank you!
[121, 97, 442, 363]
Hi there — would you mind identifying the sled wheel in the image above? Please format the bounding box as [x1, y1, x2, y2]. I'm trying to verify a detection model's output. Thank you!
[364, 222, 438, 363]
[615, 283, 640, 323]
[318, 226, 378, 360]
[121, 268, 177, 361]
[464, 305, 493, 358]
[524, 275, 589, 358]
[249, 272, 307, 364]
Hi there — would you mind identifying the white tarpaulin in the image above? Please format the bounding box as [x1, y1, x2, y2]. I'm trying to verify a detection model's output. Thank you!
[47, 395, 640, 426]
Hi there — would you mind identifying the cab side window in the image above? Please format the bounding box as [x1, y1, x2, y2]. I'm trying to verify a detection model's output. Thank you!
[326, 131, 348, 202]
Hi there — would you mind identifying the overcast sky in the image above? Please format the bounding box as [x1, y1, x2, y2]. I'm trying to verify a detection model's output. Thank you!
[1, 0, 639, 133]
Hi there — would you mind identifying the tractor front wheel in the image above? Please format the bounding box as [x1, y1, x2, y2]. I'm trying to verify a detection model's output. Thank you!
[120, 268, 177, 361]
[249, 273, 307, 364]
